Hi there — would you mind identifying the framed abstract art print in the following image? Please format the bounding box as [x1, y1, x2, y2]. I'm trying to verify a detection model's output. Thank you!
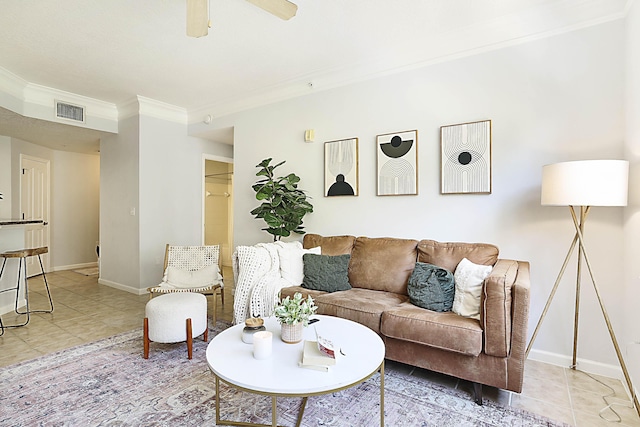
[376, 130, 418, 196]
[324, 138, 359, 196]
[440, 120, 492, 194]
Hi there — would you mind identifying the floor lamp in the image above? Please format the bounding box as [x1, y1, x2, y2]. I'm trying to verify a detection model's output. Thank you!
[525, 159, 639, 418]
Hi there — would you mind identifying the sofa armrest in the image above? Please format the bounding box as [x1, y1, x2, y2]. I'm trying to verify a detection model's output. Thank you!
[481, 259, 529, 357]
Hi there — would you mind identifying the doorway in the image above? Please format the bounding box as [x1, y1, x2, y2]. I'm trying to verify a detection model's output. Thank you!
[204, 158, 233, 266]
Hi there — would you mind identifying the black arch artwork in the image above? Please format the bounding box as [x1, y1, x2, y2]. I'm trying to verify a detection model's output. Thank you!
[377, 130, 418, 196]
[440, 120, 492, 194]
[324, 138, 358, 197]
[327, 174, 354, 196]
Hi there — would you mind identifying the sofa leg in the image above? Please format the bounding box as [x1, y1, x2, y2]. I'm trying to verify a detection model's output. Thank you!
[473, 382, 483, 405]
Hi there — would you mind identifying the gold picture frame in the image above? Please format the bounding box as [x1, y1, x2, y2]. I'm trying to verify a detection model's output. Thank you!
[324, 138, 359, 197]
[440, 120, 492, 194]
[376, 130, 418, 196]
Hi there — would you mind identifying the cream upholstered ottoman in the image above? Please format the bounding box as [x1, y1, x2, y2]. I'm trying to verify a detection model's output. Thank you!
[143, 292, 208, 359]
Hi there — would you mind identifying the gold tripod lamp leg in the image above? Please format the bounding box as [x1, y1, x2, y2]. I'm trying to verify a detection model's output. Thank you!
[527, 205, 639, 419]
[568, 207, 640, 419]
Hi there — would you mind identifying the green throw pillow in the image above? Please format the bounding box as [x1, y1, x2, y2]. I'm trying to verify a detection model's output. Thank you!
[407, 262, 455, 312]
[302, 253, 352, 292]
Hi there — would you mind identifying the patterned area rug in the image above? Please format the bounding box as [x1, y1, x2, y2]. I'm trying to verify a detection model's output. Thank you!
[0, 322, 568, 426]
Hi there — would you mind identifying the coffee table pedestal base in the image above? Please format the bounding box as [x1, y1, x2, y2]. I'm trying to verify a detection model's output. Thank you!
[213, 362, 384, 427]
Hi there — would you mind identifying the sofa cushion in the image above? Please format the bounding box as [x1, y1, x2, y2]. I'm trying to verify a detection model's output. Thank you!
[417, 240, 498, 272]
[302, 253, 352, 292]
[303, 234, 356, 255]
[407, 262, 455, 312]
[482, 259, 518, 358]
[164, 264, 221, 288]
[349, 237, 418, 294]
[452, 258, 493, 320]
[275, 241, 321, 287]
[381, 302, 483, 356]
[315, 288, 409, 334]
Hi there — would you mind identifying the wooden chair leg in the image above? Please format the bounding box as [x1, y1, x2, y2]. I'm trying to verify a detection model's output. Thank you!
[212, 293, 218, 327]
[186, 318, 193, 359]
[143, 318, 150, 359]
[203, 324, 208, 342]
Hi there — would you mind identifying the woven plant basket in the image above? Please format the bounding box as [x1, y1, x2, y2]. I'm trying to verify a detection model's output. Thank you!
[280, 323, 304, 344]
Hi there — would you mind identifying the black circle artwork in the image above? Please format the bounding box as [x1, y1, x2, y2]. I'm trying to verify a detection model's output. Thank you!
[327, 174, 354, 196]
[458, 151, 472, 165]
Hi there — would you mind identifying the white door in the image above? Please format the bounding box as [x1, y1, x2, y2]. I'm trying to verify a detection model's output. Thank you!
[20, 155, 50, 276]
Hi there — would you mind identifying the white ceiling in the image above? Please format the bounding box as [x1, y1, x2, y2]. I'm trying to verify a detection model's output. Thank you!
[0, 0, 630, 153]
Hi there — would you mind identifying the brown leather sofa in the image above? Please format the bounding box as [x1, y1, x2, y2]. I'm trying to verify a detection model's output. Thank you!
[279, 234, 531, 404]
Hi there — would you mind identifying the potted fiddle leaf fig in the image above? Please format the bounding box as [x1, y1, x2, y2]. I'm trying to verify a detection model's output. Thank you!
[250, 158, 313, 241]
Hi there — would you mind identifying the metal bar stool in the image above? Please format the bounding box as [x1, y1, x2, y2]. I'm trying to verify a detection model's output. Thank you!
[0, 247, 54, 334]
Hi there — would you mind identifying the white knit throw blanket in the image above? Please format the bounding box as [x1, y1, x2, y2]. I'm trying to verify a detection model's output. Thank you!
[232, 243, 290, 324]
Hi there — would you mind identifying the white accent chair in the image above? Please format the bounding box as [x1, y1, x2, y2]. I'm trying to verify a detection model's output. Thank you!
[147, 244, 224, 324]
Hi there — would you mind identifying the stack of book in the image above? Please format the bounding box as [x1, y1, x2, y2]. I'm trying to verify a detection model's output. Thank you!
[299, 334, 336, 372]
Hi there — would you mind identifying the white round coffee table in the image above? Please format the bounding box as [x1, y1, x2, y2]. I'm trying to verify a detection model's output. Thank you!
[206, 314, 385, 427]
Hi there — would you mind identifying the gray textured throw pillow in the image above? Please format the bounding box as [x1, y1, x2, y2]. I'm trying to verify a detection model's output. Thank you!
[302, 253, 352, 292]
[407, 262, 455, 312]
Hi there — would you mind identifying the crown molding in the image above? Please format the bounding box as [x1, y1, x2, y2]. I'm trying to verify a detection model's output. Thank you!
[0, 65, 118, 131]
[23, 82, 118, 122]
[119, 96, 187, 124]
[0, 67, 26, 101]
[189, 0, 630, 121]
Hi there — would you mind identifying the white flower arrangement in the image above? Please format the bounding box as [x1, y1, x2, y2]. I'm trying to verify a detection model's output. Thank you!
[274, 292, 317, 326]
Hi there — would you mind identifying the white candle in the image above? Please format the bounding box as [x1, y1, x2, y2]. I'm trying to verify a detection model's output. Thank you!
[253, 331, 272, 359]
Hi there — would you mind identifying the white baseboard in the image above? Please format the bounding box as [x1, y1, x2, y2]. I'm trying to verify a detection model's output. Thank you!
[527, 348, 640, 400]
[53, 261, 98, 272]
[528, 348, 623, 379]
[0, 298, 25, 316]
[98, 278, 148, 296]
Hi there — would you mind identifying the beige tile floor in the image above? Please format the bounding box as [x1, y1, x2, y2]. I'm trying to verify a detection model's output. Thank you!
[1, 268, 639, 427]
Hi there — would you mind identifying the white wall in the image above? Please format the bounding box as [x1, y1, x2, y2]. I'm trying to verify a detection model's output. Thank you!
[51, 150, 100, 269]
[213, 20, 629, 373]
[0, 136, 11, 218]
[100, 108, 233, 294]
[0, 137, 101, 272]
[624, 0, 640, 394]
[138, 116, 230, 289]
[99, 115, 141, 291]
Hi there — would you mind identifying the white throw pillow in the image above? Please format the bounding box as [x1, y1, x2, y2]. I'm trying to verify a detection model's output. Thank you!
[275, 241, 321, 286]
[452, 258, 493, 320]
[164, 264, 221, 289]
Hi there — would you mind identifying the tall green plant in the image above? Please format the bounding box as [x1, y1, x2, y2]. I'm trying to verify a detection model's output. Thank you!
[250, 158, 314, 241]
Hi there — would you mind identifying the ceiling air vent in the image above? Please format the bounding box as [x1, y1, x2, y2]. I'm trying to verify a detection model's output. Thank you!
[55, 101, 85, 123]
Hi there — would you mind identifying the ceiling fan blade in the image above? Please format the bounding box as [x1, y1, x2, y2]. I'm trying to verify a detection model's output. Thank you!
[246, 0, 297, 20]
[186, 0, 209, 37]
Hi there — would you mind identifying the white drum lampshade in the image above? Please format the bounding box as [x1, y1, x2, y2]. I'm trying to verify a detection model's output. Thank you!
[541, 160, 629, 207]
